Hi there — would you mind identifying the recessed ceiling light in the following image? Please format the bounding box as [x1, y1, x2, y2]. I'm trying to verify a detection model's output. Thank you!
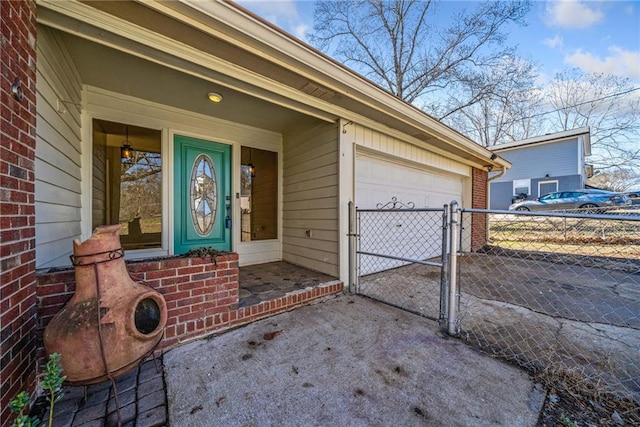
[207, 92, 223, 103]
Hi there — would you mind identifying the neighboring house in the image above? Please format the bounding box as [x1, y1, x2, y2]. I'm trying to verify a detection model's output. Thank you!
[1, 1, 507, 420]
[489, 128, 592, 210]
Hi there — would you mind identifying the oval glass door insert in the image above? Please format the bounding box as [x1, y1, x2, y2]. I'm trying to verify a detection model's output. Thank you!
[190, 154, 218, 235]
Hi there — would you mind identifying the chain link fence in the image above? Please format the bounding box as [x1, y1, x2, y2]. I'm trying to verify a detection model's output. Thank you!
[354, 204, 448, 321]
[457, 206, 640, 412]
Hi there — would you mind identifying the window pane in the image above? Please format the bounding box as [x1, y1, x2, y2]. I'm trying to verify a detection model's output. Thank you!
[514, 187, 528, 195]
[190, 154, 217, 236]
[512, 179, 530, 196]
[240, 147, 277, 241]
[92, 119, 162, 250]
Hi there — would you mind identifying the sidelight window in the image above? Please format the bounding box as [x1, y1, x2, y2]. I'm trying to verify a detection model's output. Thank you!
[92, 119, 162, 250]
[240, 146, 277, 241]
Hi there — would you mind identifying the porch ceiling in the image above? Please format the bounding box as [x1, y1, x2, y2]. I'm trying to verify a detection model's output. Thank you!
[61, 32, 321, 134]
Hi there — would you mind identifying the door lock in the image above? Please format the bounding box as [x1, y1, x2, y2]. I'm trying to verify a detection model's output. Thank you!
[225, 202, 231, 229]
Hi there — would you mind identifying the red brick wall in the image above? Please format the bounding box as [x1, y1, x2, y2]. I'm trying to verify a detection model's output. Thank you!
[1, 1, 38, 425]
[471, 167, 488, 251]
[36, 254, 343, 356]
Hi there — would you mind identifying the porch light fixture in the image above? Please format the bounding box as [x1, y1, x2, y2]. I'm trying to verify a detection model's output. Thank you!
[207, 92, 223, 103]
[248, 148, 256, 178]
[121, 126, 133, 161]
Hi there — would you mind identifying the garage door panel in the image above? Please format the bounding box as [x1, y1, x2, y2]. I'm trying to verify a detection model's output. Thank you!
[355, 155, 462, 209]
[356, 154, 462, 275]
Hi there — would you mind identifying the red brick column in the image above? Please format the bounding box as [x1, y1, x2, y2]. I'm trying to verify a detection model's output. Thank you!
[1, 1, 38, 425]
[471, 167, 488, 251]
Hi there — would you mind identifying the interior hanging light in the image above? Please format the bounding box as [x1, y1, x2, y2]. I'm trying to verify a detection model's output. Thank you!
[248, 148, 256, 178]
[121, 126, 133, 161]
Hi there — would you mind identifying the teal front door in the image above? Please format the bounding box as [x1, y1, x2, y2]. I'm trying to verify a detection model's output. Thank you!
[174, 135, 231, 254]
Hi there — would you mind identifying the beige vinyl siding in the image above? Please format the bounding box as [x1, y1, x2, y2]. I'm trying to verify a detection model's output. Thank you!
[35, 26, 83, 268]
[91, 132, 107, 229]
[353, 124, 470, 178]
[282, 122, 339, 277]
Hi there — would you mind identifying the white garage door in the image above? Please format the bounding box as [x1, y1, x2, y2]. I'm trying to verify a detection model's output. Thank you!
[355, 154, 464, 275]
[355, 154, 463, 209]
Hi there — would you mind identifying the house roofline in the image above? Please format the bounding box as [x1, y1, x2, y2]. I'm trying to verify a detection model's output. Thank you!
[208, 0, 506, 169]
[492, 127, 591, 154]
[36, 0, 507, 170]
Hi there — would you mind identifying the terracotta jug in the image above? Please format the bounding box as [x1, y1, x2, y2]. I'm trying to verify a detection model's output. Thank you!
[44, 225, 167, 385]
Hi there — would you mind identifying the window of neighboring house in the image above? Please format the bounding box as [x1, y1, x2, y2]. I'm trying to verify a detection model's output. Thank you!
[240, 146, 277, 242]
[513, 179, 530, 197]
[92, 119, 162, 250]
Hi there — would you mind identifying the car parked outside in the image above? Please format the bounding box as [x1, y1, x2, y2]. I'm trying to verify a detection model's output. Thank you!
[508, 189, 631, 211]
[620, 191, 640, 205]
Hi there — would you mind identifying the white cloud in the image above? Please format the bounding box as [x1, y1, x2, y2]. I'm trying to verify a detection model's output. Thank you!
[291, 23, 311, 41]
[565, 46, 640, 79]
[543, 35, 563, 49]
[238, 0, 312, 41]
[239, 0, 299, 20]
[545, 0, 604, 29]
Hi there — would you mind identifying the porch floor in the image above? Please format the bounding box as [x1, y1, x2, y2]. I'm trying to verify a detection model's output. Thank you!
[238, 261, 338, 307]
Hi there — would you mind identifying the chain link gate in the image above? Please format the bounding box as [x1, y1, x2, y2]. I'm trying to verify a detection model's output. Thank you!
[349, 199, 452, 322]
[349, 199, 640, 420]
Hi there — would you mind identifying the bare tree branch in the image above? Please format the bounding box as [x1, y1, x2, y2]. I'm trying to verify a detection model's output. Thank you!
[444, 56, 543, 146]
[545, 69, 640, 177]
[309, 0, 530, 113]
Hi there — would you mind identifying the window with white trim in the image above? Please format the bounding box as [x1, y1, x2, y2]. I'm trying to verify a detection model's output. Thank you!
[513, 179, 530, 196]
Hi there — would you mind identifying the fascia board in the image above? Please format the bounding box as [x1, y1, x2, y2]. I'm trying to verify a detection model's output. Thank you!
[493, 127, 591, 152]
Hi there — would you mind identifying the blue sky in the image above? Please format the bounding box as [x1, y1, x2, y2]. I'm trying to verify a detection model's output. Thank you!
[238, 0, 640, 83]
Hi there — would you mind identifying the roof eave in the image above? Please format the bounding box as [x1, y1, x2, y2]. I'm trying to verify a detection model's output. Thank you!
[493, 127, 591, 152]
[177, 0, 502, 169]
[38, 0, 505, 170]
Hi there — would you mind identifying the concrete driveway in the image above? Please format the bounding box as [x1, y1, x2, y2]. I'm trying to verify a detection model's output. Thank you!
[164, 294, 544, 426]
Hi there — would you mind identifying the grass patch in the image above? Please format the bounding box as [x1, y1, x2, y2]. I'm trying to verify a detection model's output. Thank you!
[535, 365, 640, 426]
[488, 216, 640, 260]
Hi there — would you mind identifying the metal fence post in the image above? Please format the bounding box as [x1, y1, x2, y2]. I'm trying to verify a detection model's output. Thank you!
[439, 204, 449, 324]
[348, 201, 357, 293]
[448, 201, 460, 335]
